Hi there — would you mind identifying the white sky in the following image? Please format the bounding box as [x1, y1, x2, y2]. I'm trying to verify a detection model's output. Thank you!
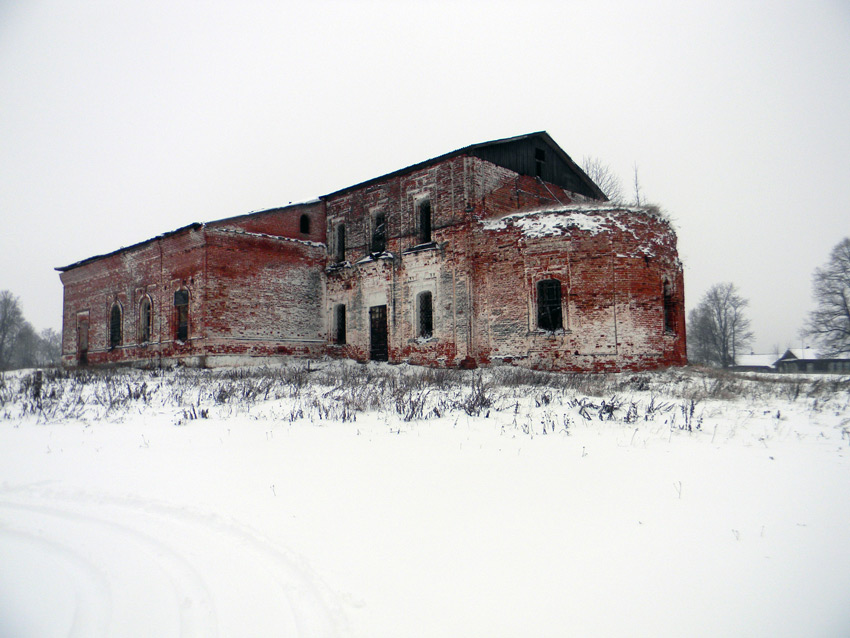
[2, 0, 848, 353]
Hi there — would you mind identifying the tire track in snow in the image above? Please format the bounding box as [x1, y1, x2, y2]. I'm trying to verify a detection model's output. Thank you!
[0, 525, 111, 637]
[0, 485, 348, 637]
[0, 499, 218, 637]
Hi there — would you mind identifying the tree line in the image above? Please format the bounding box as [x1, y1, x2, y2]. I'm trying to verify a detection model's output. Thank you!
[688, 237, 850, 366]
[0, 290, 61, 371]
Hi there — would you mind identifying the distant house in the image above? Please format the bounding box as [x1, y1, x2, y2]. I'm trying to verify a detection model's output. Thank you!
[774, 348, 850, 374]
[729, 353, 778, 373]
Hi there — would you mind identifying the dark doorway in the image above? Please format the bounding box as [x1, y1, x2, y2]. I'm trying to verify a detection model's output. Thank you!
[369, 305, 388, 361]
[77, 316, 89, 366]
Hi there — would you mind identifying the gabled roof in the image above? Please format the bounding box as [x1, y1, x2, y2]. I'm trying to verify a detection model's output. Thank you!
[321, 131, 607, 201]
[777, 348, 821, 361]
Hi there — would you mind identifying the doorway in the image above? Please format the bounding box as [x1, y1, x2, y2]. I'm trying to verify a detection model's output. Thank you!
[77, 315, 89, 365]
[369, 305, 388, 361]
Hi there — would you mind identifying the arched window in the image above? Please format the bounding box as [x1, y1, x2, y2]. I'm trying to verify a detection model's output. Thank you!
[109, 302, 122, 349]
[174, 289, 189, 342]
[334, 304, 346, 345]
[418, 291, 433, 338]
[139, 296, 152, 343]
[663, 280, 676, 334]
[537, 279, 563, 331]
[300, 214, 311, 235]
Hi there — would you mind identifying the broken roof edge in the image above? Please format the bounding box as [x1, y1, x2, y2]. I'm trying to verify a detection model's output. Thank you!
[319, 131, 606, 201]
[56, 200, 325, 273]
[206, 199, 322, 230]
[55, 223, 204, 272]
[483, 202, 669, 225]
[209, 227, 326, 249]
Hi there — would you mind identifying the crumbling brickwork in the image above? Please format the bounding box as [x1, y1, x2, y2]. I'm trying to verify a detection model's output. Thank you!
[58, 132, 686, 371]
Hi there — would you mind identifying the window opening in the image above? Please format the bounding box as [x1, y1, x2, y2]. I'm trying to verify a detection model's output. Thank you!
[418, 291, 433, 339]
[663, 281, 676, 334]
[537, 279, 563, 331]
[535, 148, 546, 177]
[109, 303, 122, 349]
[335, 304, 346, 345]
[300, 214, 310, 235]
[77, 315, 89, 366]
[335, 224, 346, 261]
[139, 296, 152, 343]
[174, 289, 189, 342]
[371, 213, 386, 253]
[418, 200, 432, 244]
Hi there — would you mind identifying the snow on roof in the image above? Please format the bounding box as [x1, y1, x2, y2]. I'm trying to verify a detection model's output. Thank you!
[210, 227, 325, 249]
[482, 204, 669, 244]
[780, 348, 821, 361]
[734, 354, 779, 368]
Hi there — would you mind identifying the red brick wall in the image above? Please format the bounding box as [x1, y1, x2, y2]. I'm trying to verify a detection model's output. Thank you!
[323, 156, 685, 372]
[210, 201, 326, 244]
[59, 226, 207, 366]
[203, 229, 326, 359]
[58, 152, 685, 372]
[471, 208, 686, 371]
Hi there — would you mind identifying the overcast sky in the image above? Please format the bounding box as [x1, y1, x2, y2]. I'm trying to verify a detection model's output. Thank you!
[2, 0, 848, 354]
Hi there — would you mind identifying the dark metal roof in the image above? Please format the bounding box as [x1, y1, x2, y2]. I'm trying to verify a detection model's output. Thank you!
[55, 223, 203, 272]
[321, 131, 607, 201]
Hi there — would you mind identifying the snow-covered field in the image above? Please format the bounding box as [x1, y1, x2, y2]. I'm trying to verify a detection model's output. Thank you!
[1, 363, 849, 637]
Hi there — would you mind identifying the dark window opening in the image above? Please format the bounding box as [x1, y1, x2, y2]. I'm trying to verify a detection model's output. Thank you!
[663, 282, 676, 334]
[535, 148, 546, 177]
[537, 279, 563, 331]
[139, 297, 152, 343]
[418, 291, 433, 339]
[77, 316, 89, 366]
[300, 214, 310, 234]
[371, 213, 386, 253]
[335, 224, 346, 261]
[335, 304, 346, 345]
[418, 200, 432, 244]
[109, 303, 122, 349]
[174, 289, 189, 342]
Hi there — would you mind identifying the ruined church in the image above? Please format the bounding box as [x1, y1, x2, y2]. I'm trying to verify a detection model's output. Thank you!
[57, 132, 686, 372]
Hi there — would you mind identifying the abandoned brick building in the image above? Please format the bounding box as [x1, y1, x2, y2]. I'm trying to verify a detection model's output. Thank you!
[57, 132, 687, 372]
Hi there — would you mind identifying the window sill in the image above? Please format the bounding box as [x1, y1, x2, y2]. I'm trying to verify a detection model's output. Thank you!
[531, 329, 571, 337]
[326, 260, 352, 273]
[355, 251, 395, 265]
[403, 242, 438, 255]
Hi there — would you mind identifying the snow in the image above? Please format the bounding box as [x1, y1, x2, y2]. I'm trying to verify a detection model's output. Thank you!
[482, 204, 667, 240]
[1, 364, 849, 637]
[734, 353, 779, 368]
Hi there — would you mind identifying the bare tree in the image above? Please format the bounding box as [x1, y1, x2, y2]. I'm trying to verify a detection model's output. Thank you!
[10, 322, 38, 369]
[687, 282, 754, 367]
[0, 290, 25, 370]
[38, 328, 62, 365]
[632, 163, 644, 206]
[804, 237, 850, 356]
[581, 156, 624, 203]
